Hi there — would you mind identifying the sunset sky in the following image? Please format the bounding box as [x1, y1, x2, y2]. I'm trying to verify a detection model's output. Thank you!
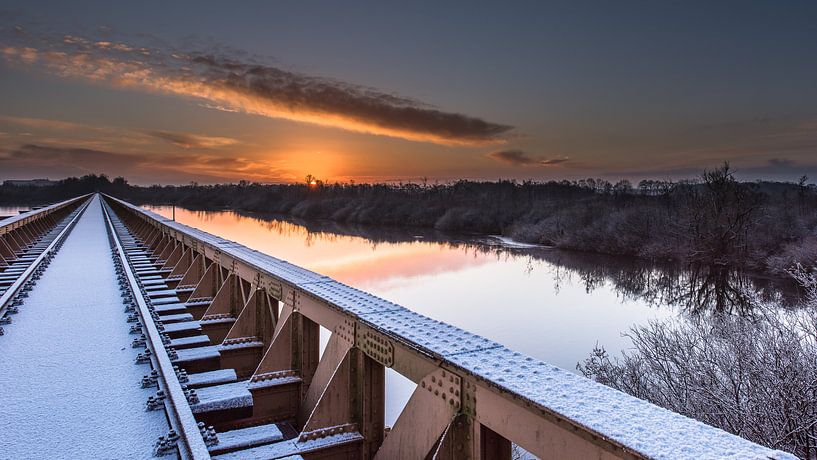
[1, 1, 816, 184]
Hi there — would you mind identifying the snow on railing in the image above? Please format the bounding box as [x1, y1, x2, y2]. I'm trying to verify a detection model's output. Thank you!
[0, 194, 91, 235]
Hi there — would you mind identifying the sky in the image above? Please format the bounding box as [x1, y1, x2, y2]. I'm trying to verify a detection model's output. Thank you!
[0, 1, 816, 184]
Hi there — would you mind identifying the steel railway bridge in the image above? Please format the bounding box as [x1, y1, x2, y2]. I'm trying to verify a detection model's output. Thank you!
[0, 194, 795, 459]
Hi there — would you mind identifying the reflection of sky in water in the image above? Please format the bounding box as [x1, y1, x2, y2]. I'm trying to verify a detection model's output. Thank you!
[146, 206, 673, 424]
[0, 206, 32, 219]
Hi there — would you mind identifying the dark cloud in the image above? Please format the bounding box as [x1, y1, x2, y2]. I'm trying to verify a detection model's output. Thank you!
[736, 158, 817, 181]
[188, 54, 512, 145]
[486, 149, 568, 167]
[0, 144, 135, 173]
[605, 158, 817, 182]
[0, 28, 513, 146]
[765, 158, 795, 169]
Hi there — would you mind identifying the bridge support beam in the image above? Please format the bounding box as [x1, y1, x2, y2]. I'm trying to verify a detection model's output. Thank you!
[160, 243, 182, 271]
[221, 288, 277, 378]
[186, 261, 223, 318]
[375, 368, 457, 459]
[200, 273, 244, 344]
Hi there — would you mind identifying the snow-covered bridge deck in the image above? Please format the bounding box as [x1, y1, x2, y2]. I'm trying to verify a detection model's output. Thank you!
[0, 196, 168, 458]
[0, 194, 796, 459]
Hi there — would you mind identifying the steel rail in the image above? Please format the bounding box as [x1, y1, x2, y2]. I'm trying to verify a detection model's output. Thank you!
[0, 196, 93, 318]
[101, 198, 212, 460]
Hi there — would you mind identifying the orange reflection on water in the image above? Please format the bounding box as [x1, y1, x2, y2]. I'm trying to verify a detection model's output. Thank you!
[146, 206, 491, 289]
[310, 243, 492, 290]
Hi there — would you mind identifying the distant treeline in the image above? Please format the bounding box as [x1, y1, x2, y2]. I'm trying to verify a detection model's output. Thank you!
[2, 165, 815, 274]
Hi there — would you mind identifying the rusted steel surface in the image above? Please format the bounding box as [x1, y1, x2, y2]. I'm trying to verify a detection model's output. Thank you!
[102, 194, 794, 460]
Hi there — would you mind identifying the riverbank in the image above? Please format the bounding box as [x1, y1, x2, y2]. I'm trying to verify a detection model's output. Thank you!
[3, 167, 815, 276]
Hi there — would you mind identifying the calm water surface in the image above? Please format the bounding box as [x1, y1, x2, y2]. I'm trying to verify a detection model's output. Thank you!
[145, 205, 794, 424]
[0, 206, 31, 219]
[147, 206, 672, 367]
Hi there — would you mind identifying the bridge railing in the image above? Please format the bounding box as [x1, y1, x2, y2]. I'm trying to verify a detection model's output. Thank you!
[104, 194, 794, 460]
[0, 195, 92, 317]
[0, 194, 91, 271]
[0, 194, 90, 236]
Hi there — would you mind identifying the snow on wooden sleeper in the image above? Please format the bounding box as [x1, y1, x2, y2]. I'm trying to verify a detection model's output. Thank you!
[147, 289, 177, 298]
[209, 423, 285, 455]
[161, 320, 201, 334]
[168, 335, 210, 349]
[190, 381, 253, 413]
[186, 369, 238, 388]
[212, 432, 363, 460]
[173, 345, 221, 363]
[141, 279, 167, 286]
[159, 313, 194, 323]
[155, 302, 188, 314]
[149, 296, 181, 305]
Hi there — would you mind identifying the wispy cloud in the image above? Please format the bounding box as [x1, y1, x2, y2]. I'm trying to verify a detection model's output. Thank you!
[0, 114, 242, 151]
[0, 144, 293, 183]
[0, 28, 512, 146]
[145, 130, 239, 149]
[486, 149, 568, 167]
[0, 115, 94, 131]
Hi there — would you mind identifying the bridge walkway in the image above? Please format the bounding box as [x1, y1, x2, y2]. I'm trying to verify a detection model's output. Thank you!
[0, 195, 167, 459]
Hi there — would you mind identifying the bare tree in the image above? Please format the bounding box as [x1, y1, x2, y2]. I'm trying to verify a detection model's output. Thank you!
[579, 266, 817, 458]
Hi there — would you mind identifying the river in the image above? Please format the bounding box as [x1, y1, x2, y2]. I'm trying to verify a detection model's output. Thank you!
[145, 205, 797, 425]
[0, 206, 31, 219]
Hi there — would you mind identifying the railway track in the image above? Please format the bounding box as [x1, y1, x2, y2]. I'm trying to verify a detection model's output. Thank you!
[103, 199, 303, 459]
[103, 199, 213, 459]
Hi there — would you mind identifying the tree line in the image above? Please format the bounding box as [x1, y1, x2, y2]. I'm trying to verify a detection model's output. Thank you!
[2, 164, 814, 275]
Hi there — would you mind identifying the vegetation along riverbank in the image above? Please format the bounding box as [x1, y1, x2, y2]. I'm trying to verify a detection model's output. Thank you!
[2, 164, 815, 276]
